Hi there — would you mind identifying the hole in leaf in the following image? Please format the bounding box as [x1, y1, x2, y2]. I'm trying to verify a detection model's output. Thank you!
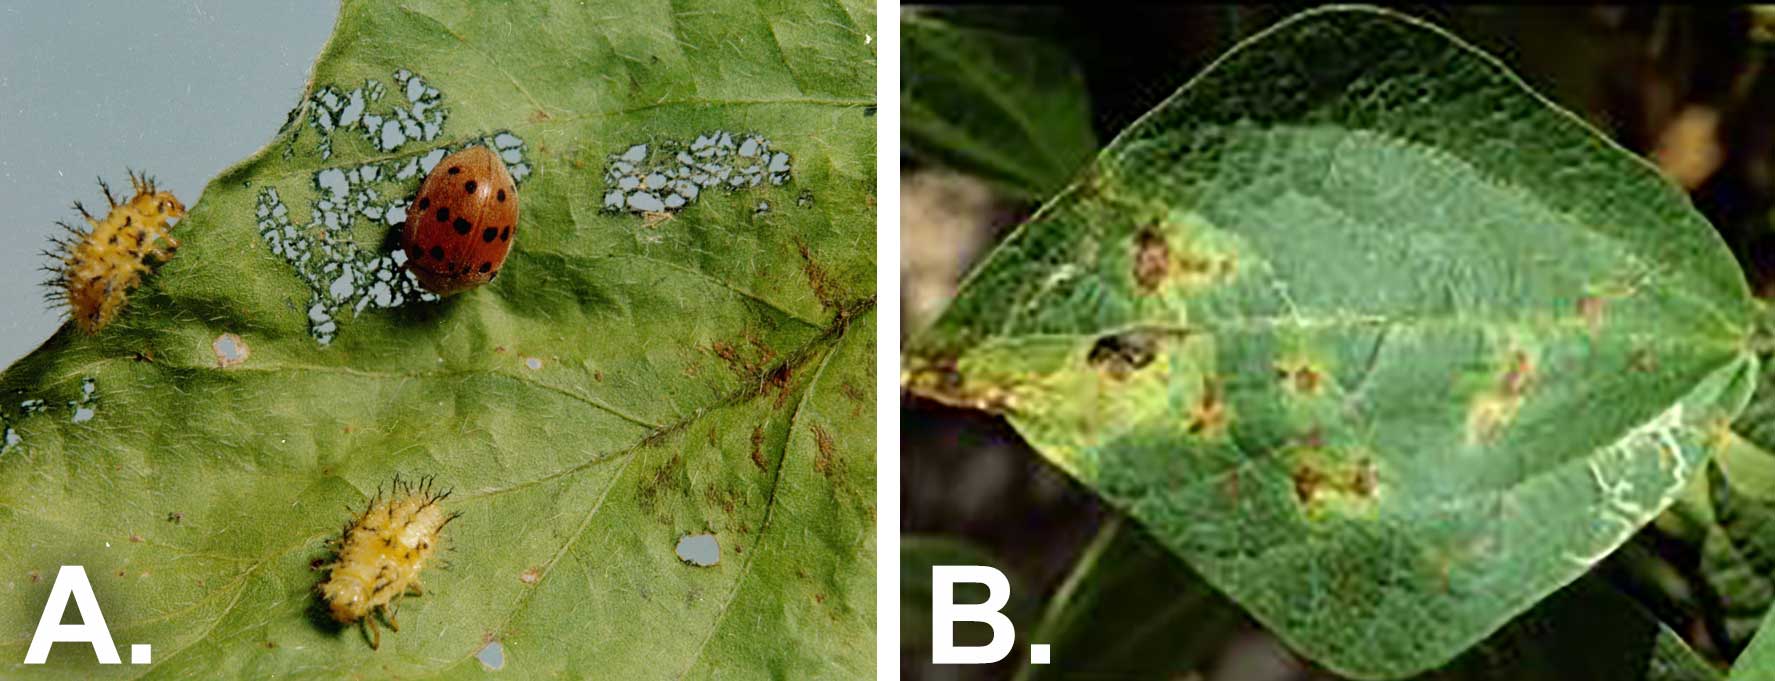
[675, 533, 719, 566]
[602, 132, 793, 216]
[476, 640, 505, 671]
[213, 333, 250, 368]
[1087, 331, 1159, 379]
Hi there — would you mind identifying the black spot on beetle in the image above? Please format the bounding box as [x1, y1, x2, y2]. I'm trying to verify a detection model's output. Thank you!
[500, 226, 511, 241]
[435, 207, 450, 222]
[454, 218, 472, 235]
[497, 189, 506, 202]
[430, 246, 444, 260]
[465, 180, 477, 193]
[482, 227, 497, 242]
[479, 262, 491, 273]
[417, 197, 430, 210]
[447, 166, 460, 175]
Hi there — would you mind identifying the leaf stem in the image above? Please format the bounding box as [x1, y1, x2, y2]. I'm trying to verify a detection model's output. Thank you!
[1011, 514, 1124, 681]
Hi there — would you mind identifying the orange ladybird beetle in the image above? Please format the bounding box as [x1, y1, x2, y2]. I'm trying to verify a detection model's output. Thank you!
[401, 146, 518, 295]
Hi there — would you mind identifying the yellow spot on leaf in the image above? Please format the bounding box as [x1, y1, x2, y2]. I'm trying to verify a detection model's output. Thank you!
[1186, 377, 1230, 438]
[1274, 357, 1325, 396]
[1466, 349, 1535, 444]
[1130, 222, 1236, 295]
[1290, 450, 1379, 515]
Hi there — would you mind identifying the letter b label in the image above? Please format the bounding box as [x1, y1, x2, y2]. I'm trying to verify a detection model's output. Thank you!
[931, 565, 1016, 664]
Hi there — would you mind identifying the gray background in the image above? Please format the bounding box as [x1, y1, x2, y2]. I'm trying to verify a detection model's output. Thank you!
[0, 2, 338, 366]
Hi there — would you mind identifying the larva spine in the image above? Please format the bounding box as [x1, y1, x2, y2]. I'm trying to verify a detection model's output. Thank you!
[41, 171, 185, 334]
[317, 474, 459, 649]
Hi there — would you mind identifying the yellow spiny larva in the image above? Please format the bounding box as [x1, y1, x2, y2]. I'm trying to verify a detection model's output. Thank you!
[317, 475, 459, 649]
[41, 171, 185, 334]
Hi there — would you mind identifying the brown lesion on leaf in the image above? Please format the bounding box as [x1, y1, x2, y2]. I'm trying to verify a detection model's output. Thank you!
[710, 340, 764, 379]
[704, 483, 740, 516]
[1133, 228, 1171, 293]
[1352, 459, 1378, 497]
[747, 334, 778, 363]
[1273, 357, 1326, 396]
[901, 355, 1018, 415]
[1087, 331, 1160, 380]
[766, 363, 794, 408]
[1183, 255, 1235, 284]
[1578, 295, 1606, 336]
[1465, 348, 1536, 445]
[1629, 346, 1659, 374]
[812, 424, 837, 477]
[1186, 377, 1230, 438]
[636, 452, 687, 519]
[1291, 464, 1327, 505]
[795, 238, 844, 310]
[1291, 456, 1379, 508]
[840, 381, 867, 417]
[1131, 224, 1237, 295]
